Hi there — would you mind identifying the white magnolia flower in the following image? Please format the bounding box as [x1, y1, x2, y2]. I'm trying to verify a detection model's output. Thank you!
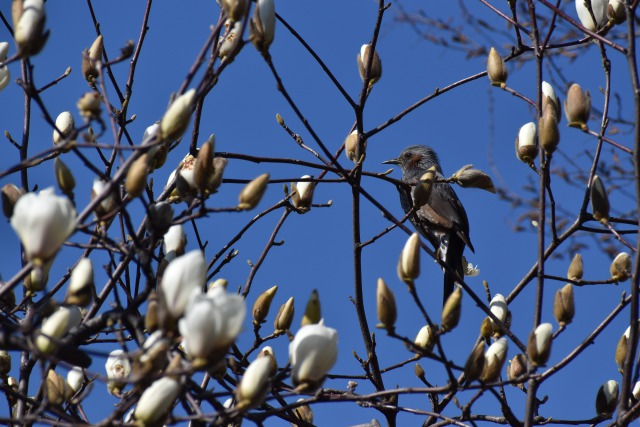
[105, 349, 131, 381]
[163, 224, 186, 256]
[235, 355, 273, 409]
[179, 286, 246, 361]
[35, 306, 82, 354]
[160, 250, 205, 319]
[289, 322, 338, 389]
[10, 188, 76, 264]
[576, 0, 608, 31]
[134, 376, 181, 426]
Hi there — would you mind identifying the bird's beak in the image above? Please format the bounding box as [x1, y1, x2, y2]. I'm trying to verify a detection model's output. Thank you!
[382, 157, 400, 165]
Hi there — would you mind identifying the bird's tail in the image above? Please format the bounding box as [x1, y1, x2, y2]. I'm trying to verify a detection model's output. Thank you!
[442, 235, 465, 306]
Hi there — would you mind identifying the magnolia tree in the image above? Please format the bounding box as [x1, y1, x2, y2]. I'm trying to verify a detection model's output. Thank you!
[0, 0, 638, 426]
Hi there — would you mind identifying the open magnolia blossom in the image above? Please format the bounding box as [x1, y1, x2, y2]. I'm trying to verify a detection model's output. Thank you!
[160, 250, 205, 320]
[134, 376, 181, 426]
[289, 322, 338, 390]
[179, 286, 246, 365]
[106, 349, 132, 397]
[35, 306, 82, 354]
[10, 188, 76, 264]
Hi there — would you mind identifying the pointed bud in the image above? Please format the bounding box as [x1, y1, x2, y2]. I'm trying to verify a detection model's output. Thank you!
[414, 325, 435, 353]
[134, 376, 181, 426]
[553, 284, 575, 326]
[507, 353, 527, 385]
[52, 111, 75, 148]
[291, 175, 315, 212]
[292, 399, 314, 425]
[77, 92, 102, 119]
[253, 285, 278, 326]
[66, 367, 87, 401]
[13, 0, 49, 57]
[218, 20, 243, 61]
[289, 323, 338, 391]
[46, 369, 70, 405]
[451, 165, 496, 193]
[398, 233, 420, 286]
[235, 355, 273, 410]
[54, 157, 75, 198]
[92, 178, 118, 220]
[345, 130, 366, 163]
[145, 290, 158, 333]
[539, 103, 560, 155]
[301, 289, 321, 326]
[610, 252, 632, 282]
[567, 254, 584, 280]
[208, 157, 228, 194]
[542, 81, 561, 119]
[608, 0, 626, 24]
[464, 341, 486, 383]
[357, 44, 382, 85]
[274, 297, 294, 333]
[595, 380, 618, 415]
[238, 173, 269, 210]
[164, 225, 186, 256]
[489, 293, 508, 336]
[481, 337, 508, 382]
[564, 83, 591, 129]
[221, 0, 248, 21]
[160, 89, 195, 141]
[2, 184, 23, 219]
[250, 0, 275, 53]
[82, 34, 103, 83]
[515, 122, 538, 164]
[527, 323, 553, 366]
[487, 47, 508, 87]
[441, 287, 462, 332]
[480, 317, 493, 339]
[194, 139, 215, 193]
[125, 153, 149, 198]
[36, 306, 83, 354]
[24, 258, 52, 292]
[64, 258, 94, 307]
[376, 278, 396, 332]
[590, 175, 610, 223]
[147, 201, 174, 238]
[412, 167, 437, 207]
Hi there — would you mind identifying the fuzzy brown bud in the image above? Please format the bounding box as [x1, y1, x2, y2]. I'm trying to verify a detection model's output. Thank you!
[595, 380, 619, 415]
[274, 297, 294, 333]
[46, 369, 70, 405]
[376, 278, 396, 332]
[564, 83, 591, 129]
[1, 184, 23, 218]
[145, 290, 158, 333]
[253, 285, 278, 326]
[345, 130, 366, 163]
[539, 103, 560, 155]
[412, 166, 436, 208]
[357, 44, 382, 86]
[610, 252, 632, 282]
[451, 165, 496, 193]
[414, 363, 425, 378]
[397, 233, 421, 287]
[567, 254, 584, 281]
[77, 92, 102, 119]
[554, 284, 575, 326]
[507, 353, 527, 385]
[464, 341, 486, 383]
[54, 158, 75, 199]
[480, 317, 493, 339]
[125, 153, 149, 198]
[0, 351, 11, 378]
[441, 287, 462, 332]
[515, 122, 538, 165]
[527, 323, 553, 366]
[590, 175, 610, 223]
[238, 173, 269, 210]
[487, 47, 508, 87]
[301, 289, 321, 326]
[194, 139, 215, 193]
[82, 34, 103, 83]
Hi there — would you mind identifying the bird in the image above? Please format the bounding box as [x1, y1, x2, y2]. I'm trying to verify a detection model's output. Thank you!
[383, 145, 474, 306]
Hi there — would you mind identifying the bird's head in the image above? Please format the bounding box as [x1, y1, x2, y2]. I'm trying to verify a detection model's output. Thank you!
[383, 145, 442, 176]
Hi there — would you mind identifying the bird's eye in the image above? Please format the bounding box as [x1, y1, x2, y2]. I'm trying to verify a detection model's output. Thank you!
[403, 152, 412, 159]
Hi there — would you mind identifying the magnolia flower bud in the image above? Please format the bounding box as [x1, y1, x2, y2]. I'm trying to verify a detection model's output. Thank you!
[292, 399, 314, 424]
[147, 201, 174, 238]
[357, 44, 382, 85]
[489, 293, 508, 336]
[274, 297, 294, 333]
[218, 20, 243, 61]
[487, 47, 508, 87]
[539, 103, 560, 155]
[567, 253, 584, 281]
[125, 153, 149, 198]
[554, 283, 575, 326]
[291, 175, 315, 212]
[106, 349, 131, 396]
[145, 290, 158, 333]
[54, 157, 75, 199]
[10, 188, 76, 264]
[2, 184, 23, 219]
[160, 89, 195, 141]
[464, 341, 486, 383]
[614, 323, 639, 372]
[413, 166, 436, 208]
[208, 278, 228, 291]
[77, 92, 102, 119]
[221, 0, 248, 21]
[414, 363, 425, 378]
[507, 353, 527, 385]
[590, 175, 610, 223]
[253, 285, 278, 325]
[46, 369, 70, 405]
[24, 258, 52, 292]
[250, 0, 275, 53]
[163, 224, 186, 256]
[633, 381, 640, 400]
[376, 278, 396, 332]
[397, 233, 420, 286]
[542, 81, 561, 119]
[134, 376, 181, 426]
[515, 122, 538, 164]
[13, 0, 49, 57]
[527, 323, 553, 366]
[66, 366, 85, 396]
[0, 42, 10, 93]
[595, 379, 618, 415]
[610, 252, 632, 282]
[52, 111, 76, 148]
[451, 165, 496, 193]
[289, 323, 338, 391]
[159, 250, 205, 324]
[36, 306, 82, 354]
[194, 136, 215, 191]
[82, 34, 103, 83]
[608, 0, 626, 24]
[564, 83, 591, 129]
[481, 337, 508, 382]
[257, 346, 278, 376]
[64, 258, 94, 307]
[209, 157, 228, 194]
[301, 289, 321, 326]
[345, 130, 366, 163]
[576, 0, 608, 31]
[238, 173, 269, 210]
[235, 355, 273, 410]
[92, 178, 118, 220]
[0, 351, 11, 378]
[441, 287, 462, 332]
[414, 325, 435, 353]
[480, 317, 493, 339]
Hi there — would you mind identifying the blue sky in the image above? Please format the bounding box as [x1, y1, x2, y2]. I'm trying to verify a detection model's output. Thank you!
[0, 0, 637, 425]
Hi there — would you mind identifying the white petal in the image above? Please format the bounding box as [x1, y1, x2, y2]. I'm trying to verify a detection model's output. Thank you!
[289, 323, 338, 384]
[160, 250, 205, 319]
